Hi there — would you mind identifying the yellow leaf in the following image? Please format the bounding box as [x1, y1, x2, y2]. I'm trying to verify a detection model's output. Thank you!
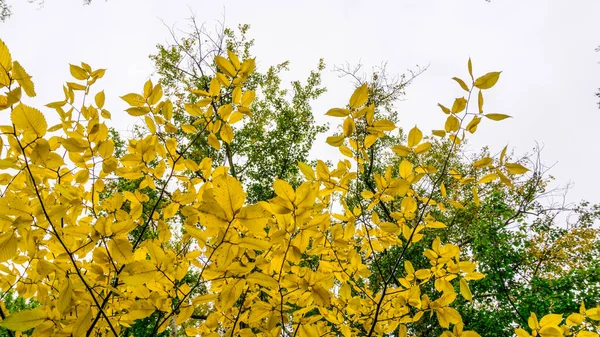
[108, 238, 133, 264]
[74, 169, 90, 184]
[466, 116, 481, 134]
[220, 123, 234, 144]
[538, 325, 562, 337]
[12, 61, 36, 97]
[505, 163, 529, 174]
[373, 119, 396, 131]
[452, 77, 470, 91]
[399, 160, 412, 179]
[144, 115, 156, 133]
[241, 90, 255, 107]
[539, 314, 563, 327]
[349, 84, 368, 109]
[326, 135, 345, 147]
[474, 71, 501, 90]
[215, 56, 237, 77]
[11, 103, 47, 137]
[515, 328, 532, 337]
[365, 134, 378, 148]
[163, 203, 180, 219]
[474, 157, 492, 168]
[0, 232, 17, 262]
[209, 77, 221, 97]
[185, 327, 201, 336]
[0, 307, 47, 331]
[343, 117, 356, 136]
[57, 279, 73, 314]
[98, 140, 114, 159]
[392, 145, 411, 156]
[485, 113, 511, 121]
[478, 90, 484, 113]
[273, 179, 295, 203]
[143, 79, 153, 98]
[339, 145, 353, 157]
[578, 332, 599, 337]
[451, 97, 467, 114]
[228, 50, 241, 69]
[298, 162, 315, 180]
[438, 103, 451, 114]
[586, 307, 600, 320]
[95, 90, 105, 109]
[460, 278, 472, 301]
[477, 173, 498, 184]
[326, 108, 350, 117]
[121, 93, 146, 107]
[407, 126, 423, 147]
[69, 64, 89, 80]
[432, 130, 446, 137]
[238, 204, 270, 234]
[414, 142, 431, 154]
[472, 187, 480, 206]
[213, 174, 245, 220]
[126, 106, 150, 116]
[148, 83, 163, 105]
[401, 196, 417, 213]
[468, 58, 473, 79]
[239, 237, 271, 251]
[0, 39, 12, 86]
[566, 313, 584, 326]
[216, 73, 230, 86]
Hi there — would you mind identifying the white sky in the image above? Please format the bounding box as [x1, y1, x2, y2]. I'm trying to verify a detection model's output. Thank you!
[1, 0, 599, 207]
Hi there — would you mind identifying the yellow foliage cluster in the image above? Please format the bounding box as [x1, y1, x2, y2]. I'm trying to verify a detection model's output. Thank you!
[0, 37, 597, 337]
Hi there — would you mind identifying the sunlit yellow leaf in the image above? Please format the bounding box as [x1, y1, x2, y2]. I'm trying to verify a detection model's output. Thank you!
[12, 61, 36, 97]
[326, 135, 345, 147]
[460, 278, 472, 301]
[0, 232, 17, 263]
[11, 103, 47, 137]
[326, 108, 350, 117]
[95, 90, 105, 109]
[399, 160, 412, 179]
[215, 56, 237, 77]
[407, 126, 422, 147]
[477, 173, 498, 184]
[349, 84, 368, 109]
[121, 93, 146, 107]
[0, 308, 47, 331]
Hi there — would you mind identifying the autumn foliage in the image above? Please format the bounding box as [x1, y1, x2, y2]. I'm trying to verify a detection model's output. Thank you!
[0, 36, 598, 337]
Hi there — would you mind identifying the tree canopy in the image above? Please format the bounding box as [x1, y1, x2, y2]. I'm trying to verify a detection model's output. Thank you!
[0, 21, 598, 337]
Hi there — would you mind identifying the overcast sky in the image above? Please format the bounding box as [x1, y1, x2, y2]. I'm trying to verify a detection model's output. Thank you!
[1, 0, 599, 207]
